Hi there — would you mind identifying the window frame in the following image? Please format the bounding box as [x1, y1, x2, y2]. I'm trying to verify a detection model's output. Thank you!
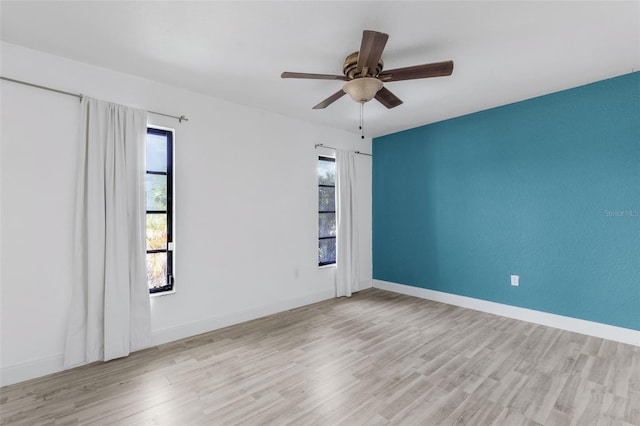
[146, 126, 175, 295]
[318, 156, 336, 267]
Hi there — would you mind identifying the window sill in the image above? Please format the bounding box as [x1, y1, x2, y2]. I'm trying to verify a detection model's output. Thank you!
[318, 264, 336, 269]
[150, 289, 176, 298]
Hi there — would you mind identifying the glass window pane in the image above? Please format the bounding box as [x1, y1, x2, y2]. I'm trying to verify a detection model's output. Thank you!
[147, 252, 167, 289]
[319, 186, 335, 212]
[146, 133, 167, 172]
[146, 214, 167, 250]
[318, 160, 335, 185]
[319, 212, 336, 238]
[319, 238, 336, 265]
[146, 174, 167, 211]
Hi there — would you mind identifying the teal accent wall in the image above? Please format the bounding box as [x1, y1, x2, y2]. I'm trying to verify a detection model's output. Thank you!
[373, 72, 640, 330]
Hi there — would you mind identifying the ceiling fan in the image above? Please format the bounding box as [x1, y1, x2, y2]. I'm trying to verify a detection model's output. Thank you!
[281, 30, 454, 110]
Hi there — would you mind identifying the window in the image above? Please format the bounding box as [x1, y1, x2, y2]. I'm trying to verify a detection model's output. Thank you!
[318, 156, 336, 266]
[146, 127, 174, 294]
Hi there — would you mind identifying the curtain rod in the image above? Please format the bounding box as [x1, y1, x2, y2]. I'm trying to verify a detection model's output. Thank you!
[315, 143, 372, 157]
[1, 76, 189, 123]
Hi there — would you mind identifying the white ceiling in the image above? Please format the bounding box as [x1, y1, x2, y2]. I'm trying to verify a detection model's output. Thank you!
[1, 1, 639, 138]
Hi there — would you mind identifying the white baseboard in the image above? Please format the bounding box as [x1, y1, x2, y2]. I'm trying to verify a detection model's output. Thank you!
[358, 278, 373, 291]
[0, 289, 335, 387]
[11, 281, 631, 387]
[0, 353, 65, 388]
[151, 289, 335, 346]
[373, 280, 640, 347]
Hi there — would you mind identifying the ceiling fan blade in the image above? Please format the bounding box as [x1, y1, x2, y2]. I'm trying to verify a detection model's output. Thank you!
[281, 72, 348, 81]
[379, 60, 454, 82]
[375, 87, 403, 109]
[312, 90, 346, 109]
[357, 30, 389, 76]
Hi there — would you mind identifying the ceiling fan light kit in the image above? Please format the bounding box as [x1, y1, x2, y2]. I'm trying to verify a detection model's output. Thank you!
[343, 77, 383, 103]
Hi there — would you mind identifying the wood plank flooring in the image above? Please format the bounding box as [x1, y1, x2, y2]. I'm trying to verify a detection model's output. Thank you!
[1, 288, 638, 425]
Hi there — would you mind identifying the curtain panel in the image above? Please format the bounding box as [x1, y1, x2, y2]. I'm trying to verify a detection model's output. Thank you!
[65, 97, 151, 367]
[335, 149, 360, 297]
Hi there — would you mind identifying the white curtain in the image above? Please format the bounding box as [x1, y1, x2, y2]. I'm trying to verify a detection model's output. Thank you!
[335, 149, 360, 297]
[65, 97, 151, 367]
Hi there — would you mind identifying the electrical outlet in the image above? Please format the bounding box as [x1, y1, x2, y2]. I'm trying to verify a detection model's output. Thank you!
[511, 275, 519, 286]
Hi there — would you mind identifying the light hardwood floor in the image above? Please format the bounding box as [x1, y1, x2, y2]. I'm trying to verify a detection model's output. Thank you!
[1, 288, 639, 425]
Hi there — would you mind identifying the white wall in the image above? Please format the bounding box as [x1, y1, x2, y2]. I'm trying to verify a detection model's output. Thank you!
[0, 42, 372, 386]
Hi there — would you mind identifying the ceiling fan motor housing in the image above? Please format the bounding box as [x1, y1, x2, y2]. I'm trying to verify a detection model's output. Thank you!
[343, 52, 384, 79]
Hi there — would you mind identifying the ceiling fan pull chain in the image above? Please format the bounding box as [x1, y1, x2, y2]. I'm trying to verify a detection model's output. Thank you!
[360, 102, 365, 139]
